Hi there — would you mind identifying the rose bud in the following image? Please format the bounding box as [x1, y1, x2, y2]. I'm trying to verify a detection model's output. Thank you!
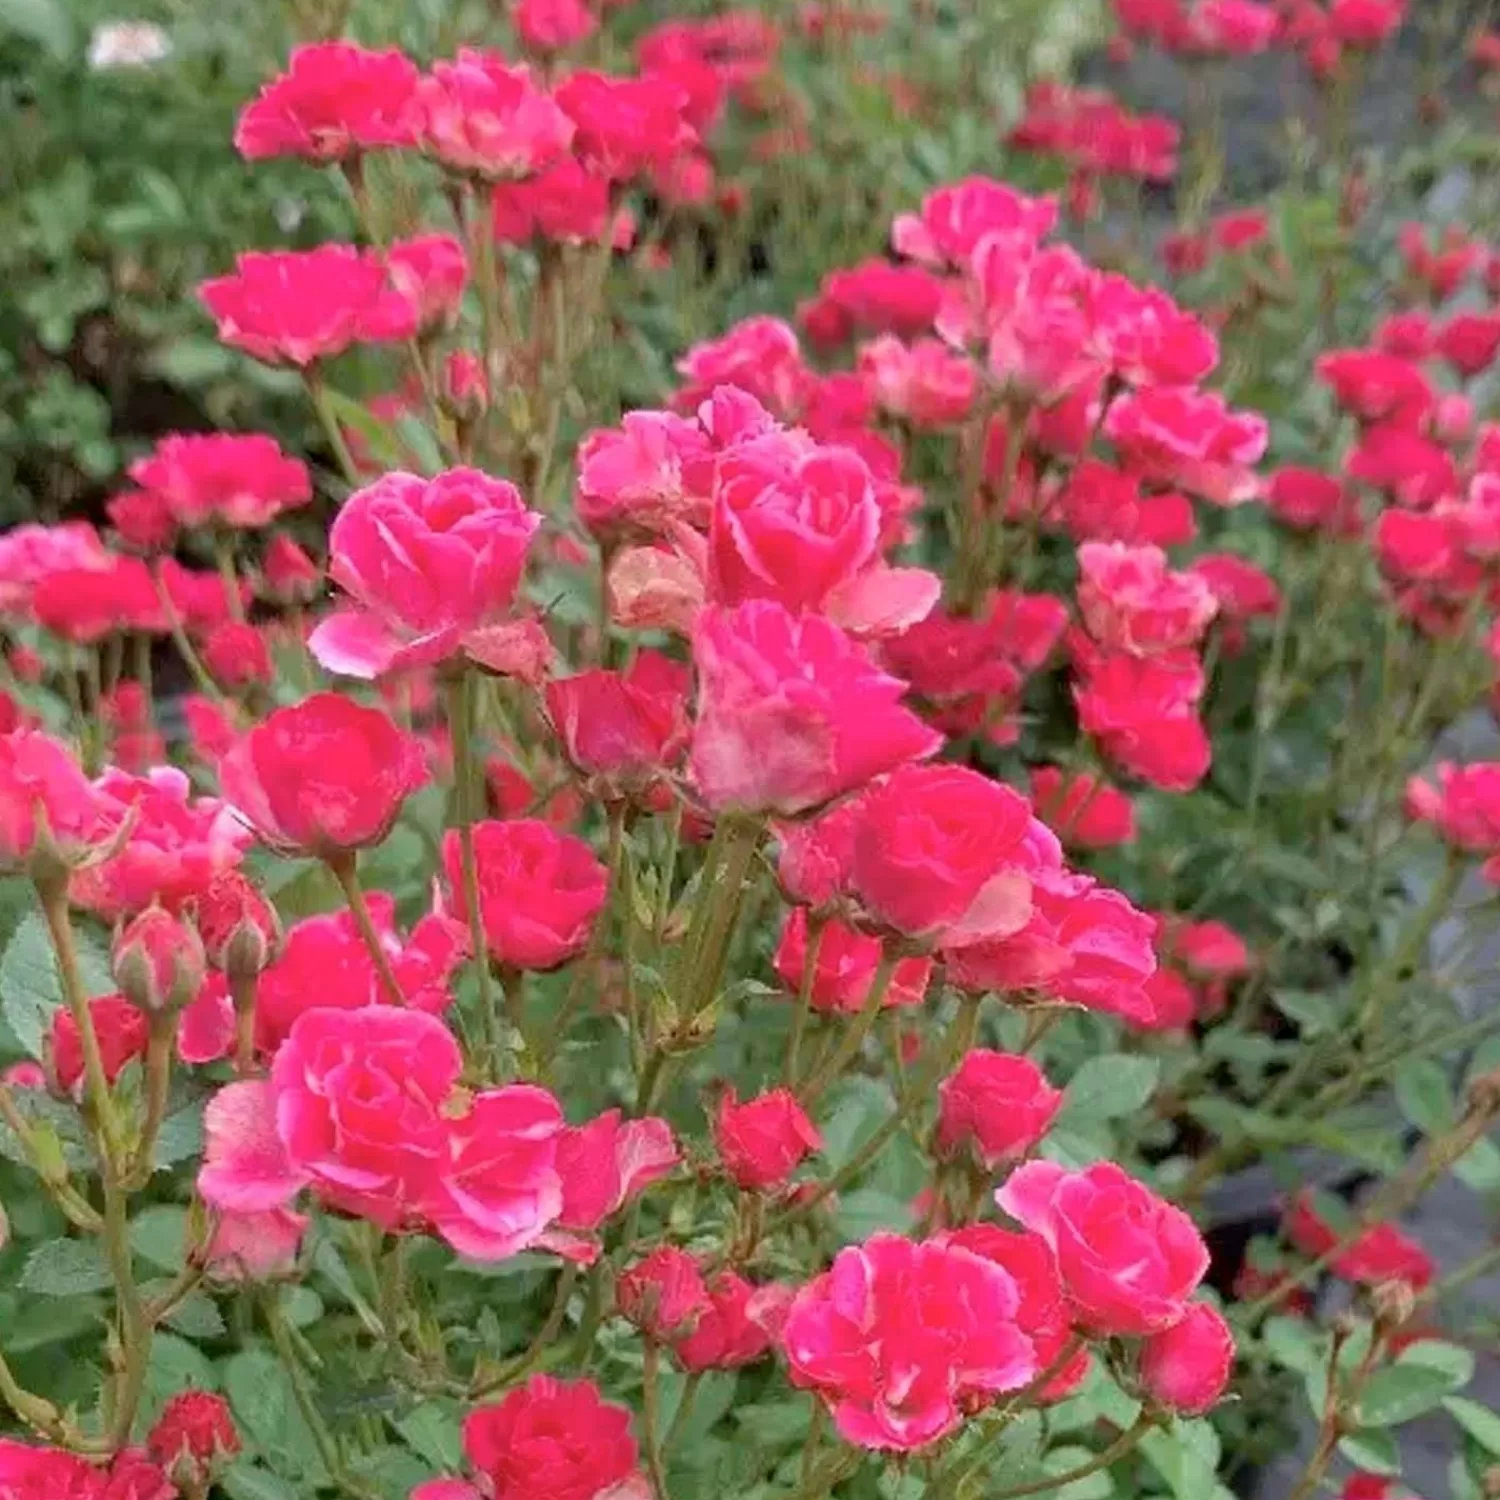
[442, 350, 489, 423]
[1139, 1301, 1235, 1415]
[936, 1050, 1063, 1169]
[112, 907, 206, 1017]
[146, 1390, 242, 1491]
[192, 870, 283, 980]
[714, 1088, 822, 1191]
[261, 534, 322, 605]
[616, 1246, 710, 1341]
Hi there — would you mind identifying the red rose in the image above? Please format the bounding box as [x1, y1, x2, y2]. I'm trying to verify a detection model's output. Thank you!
[129, 432, 310, 529]
[462, 1376, 645, 1500]
[51, 995, 148, 1097]
[1316, 350, 1433, 427]
[0, 729, 106, 875]
[714, 1088, 822, 1190]
[1077, 542, 1218, 656]
[544, 651, 690, 798]
[936, 1049, 1063, 1169]
[616, 1247, 710, 1340]
[1140, 1300, 1235, 1413]
[443, 818, 608, 970]
[772, 908, 932, 1014]
[220, 693, 427, 858]
[1030, 768, 1136, 849]
[998, 1160, 1209, 1334]
[201, 622, 274, 692]
[673, 1272, 787, 1372]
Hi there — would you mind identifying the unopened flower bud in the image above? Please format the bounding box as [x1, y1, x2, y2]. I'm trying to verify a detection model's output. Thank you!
[441, 350, 489, 424]
[616, 1246, 709, 1341]
[147, 1390, 241, 1492]
[113, 907, 205, 1017]
[192, 871, 282, 981]
[1483, 1466, 1500, 1500]
[1370, 1278, 1416, 1333]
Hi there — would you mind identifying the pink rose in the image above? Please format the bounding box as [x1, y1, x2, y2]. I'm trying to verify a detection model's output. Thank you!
[690, 602, 941, 815]
[234, 42, 421, 161]
[1076, 542, 1219, 656]
[204, 1207, 308, 1281]
[311, 468, 542, 680]
[1140, 1301, 1235, 1413]
[545, 1110, 679, 1261]
[443, 819, 608, 970]
[781, 1234, 1037, 1450]
[413, 50, 574, 179]
[936, 1050, 1063, 1168]
[129, 432, 310, 529]
[673, 1272, 787, 1372]
[847, 765, 1054, 948]
[220, 693, 427, 857]
[997, 1160, 1209, 1334]
[0, 729, 106, 874]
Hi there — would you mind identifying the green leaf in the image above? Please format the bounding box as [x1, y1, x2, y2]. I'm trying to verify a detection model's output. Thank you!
[0, 0, 71, 59]
[163, 1292, 227, 1340]
[222, 1347, 325, 1476]
[0, 909, 113, 1059]
[817, 1076, 897, 1171]
[1274, 988, 1337, 1038]
[20, 1237, 111, 1295]
[1358, 1364, 1461, 1426]
[1337, 1428, 1400, 1474]
[1041, 1446, 1112, 1500]
[1401, 1340, 1475, 1389]
[393, 1403, 463, 1471]
[1060, 1055, 1159, 1124]
[131, 1206, 188, 1271]
[1453, 1137, 1500, 1193]
[144, 1332, 218, 1426]
[219, 1463, 299, 1500]
[1264, 1316, 1326, 1378]
[1394, 1058, 1455, 1136]
[1446, 1396, 1500, 1454]
[834, 1188, 913, 1241]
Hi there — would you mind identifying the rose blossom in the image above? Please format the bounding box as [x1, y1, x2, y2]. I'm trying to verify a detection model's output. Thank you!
[674, 1272, 788, 1371]
[714, 1088, 822, 1190]
[1030, 767, 1135, 848]
[310, 468, 542, 680]
[936, 1050, 1063, 1168]
[147, 1392, 240, 1490]
[781, 1233, 1037, 1449]
[998, 1160, 1209, 1334]
[1104, 388, 1267, 505]
[234, 42, 421, 160]
[129, 432, 310, 529]
[461, 1376, 649, 1500]
[772, 908, 932, 1013]
[689, 602, 941, 815]
[847, 764, 1057, 948]
[200, 246, 419, 366]
[1077, 542, 1219, 655]
[385, 234, 469, 329]
[616, 1247, 710, 1340]
[413, 50, 574, 179]
[0, 729, 107, 875]
[1139, 1301, 1235, 1413]
[51, 995, 148, 1096]
[219, 693, 427, 858]
[442, 818, 608, 970]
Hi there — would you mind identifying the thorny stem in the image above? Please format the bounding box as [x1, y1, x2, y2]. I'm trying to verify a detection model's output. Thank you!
[934, 1412, 1154, 1500]
[124, 1018, 178, 1190]
[304, 370, 362, 487]
[102, 1155, 151, 1447]
[230, 972, 258, 1077]
[150, 562, 230, 708]
[0, 1082, 101, 1231]
[471, 1264, 579, 1398]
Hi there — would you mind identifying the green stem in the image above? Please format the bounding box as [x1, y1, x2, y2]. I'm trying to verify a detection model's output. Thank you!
[785, 915, 826, 1088]
[150, 562, 230, 707]
[934, 1413, 1152, 1500]
[102, 1157, 151, 1446]
[125, 1017, 177, 1189]
[0, 1082, 101, 1231]
[445, 672, 501, 1075]
[327, 853, 405, 1006]
[641, 1341, 673, 1500]
[214, 534, 246, 624]
[800, 951, 900, 1106]
[264, 1289, 380, 1500]
[304, 370, 362, 487]
[36, 879, 122, 1165]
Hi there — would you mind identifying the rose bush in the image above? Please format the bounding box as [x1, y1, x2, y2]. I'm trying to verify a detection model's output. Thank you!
[3, 1, 1500, 1498]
